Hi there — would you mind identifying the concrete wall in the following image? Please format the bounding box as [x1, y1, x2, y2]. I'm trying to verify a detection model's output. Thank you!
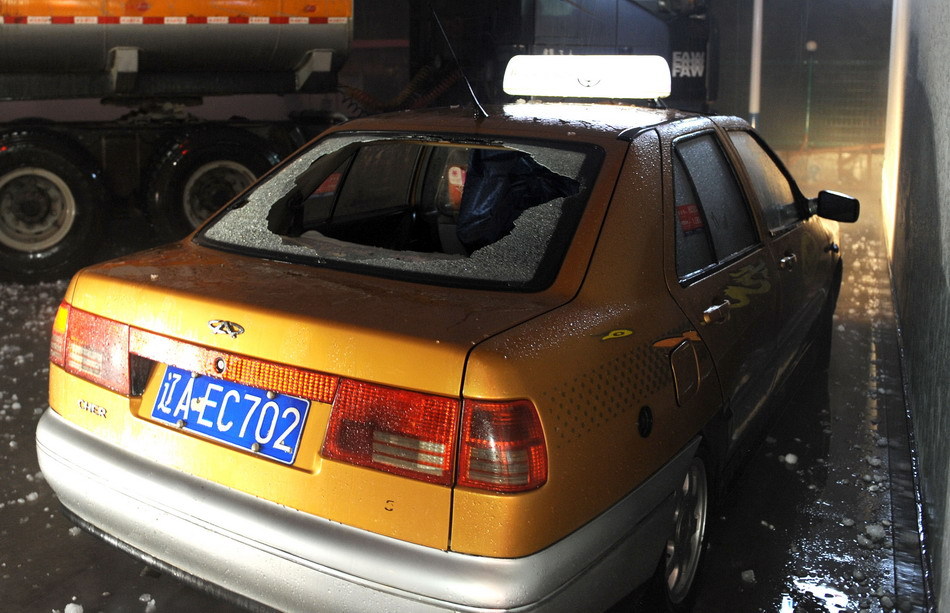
[710, 0, 890, 150]
[889, 0, 950, 606]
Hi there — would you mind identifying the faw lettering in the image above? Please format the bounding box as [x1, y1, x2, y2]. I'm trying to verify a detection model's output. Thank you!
[672, 51, 705, 78]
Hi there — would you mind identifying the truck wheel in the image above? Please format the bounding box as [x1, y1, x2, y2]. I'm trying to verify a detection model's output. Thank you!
[147, 130, 281, 240]
[0, 134, 103, 281]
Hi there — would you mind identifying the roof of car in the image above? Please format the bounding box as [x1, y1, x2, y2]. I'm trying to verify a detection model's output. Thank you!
[330, 102, 697, 145]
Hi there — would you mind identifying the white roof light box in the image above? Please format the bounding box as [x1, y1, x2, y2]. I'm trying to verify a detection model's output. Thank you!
[503, 54, 672, 100]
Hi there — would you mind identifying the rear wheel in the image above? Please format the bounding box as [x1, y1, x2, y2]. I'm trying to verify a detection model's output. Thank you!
[658, 450, 710, 611]
[0, 133, 104, 281]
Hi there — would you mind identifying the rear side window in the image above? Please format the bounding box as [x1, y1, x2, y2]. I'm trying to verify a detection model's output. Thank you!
[729, 131, 801, 232]
[672, 155, 715, 278]
[673, 133, 759, 280]
[198, 133, 602, 291]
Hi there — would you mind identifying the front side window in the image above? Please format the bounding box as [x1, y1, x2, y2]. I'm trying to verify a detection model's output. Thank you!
[729, 131, 801, 232]
[673, 133, 759, 281]
[198, 133, 602, 291]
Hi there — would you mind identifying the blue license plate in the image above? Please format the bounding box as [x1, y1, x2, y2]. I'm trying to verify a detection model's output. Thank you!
[151, 365, 311, 464]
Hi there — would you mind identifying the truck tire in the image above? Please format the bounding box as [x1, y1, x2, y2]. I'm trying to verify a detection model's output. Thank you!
[147, 129, 281, 240]
[0, 132, 104, 282]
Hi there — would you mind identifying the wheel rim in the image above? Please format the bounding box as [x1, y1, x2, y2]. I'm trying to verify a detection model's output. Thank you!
[0, 167, 77, 252]
[182, 161, 257, 229]
[664, 456, 708, 604]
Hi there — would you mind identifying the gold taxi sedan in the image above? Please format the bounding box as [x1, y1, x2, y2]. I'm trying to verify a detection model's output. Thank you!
[35, 56, 858, 613]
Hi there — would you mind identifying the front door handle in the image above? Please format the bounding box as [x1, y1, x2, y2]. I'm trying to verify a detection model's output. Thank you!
[779, 252, 798, 270]
[702, 300, 731, 325]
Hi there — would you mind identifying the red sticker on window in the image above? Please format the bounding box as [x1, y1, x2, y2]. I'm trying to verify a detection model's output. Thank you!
[676, 203, 704, 232]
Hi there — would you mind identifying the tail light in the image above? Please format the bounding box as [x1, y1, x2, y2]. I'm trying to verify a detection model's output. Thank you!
[323, 382, 548, 493]
[49, 303, 70, 366]
[50, 302, 131, 394]
[458, 400, 547, 493]
[322, 379, 460, 486]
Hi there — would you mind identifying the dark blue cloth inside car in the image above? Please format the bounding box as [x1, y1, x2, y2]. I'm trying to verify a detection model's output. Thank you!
[456, 149, 579, 252]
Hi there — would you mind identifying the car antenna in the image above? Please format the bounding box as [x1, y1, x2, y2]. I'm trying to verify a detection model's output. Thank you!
[431, 5, 488, 120]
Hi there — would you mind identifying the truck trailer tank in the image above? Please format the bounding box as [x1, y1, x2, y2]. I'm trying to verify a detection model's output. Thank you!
[0, 0, 352, 99]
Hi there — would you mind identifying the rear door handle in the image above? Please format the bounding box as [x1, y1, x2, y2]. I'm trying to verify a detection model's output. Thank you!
[702, 300, 731, 325]
[779, 253, 798, 270]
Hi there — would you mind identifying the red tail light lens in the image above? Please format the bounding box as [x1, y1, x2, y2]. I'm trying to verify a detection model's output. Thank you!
[129, 328, 339, 403]
[458, 399, 548, 493]
[51, 302, 131, 394]
[322, 382, 548, 493]
[49, 303, 70, 367]
[322, 379, 460, 485]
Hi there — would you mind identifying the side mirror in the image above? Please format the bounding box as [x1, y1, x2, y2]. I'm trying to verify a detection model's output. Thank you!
[814, 190, 860, 223]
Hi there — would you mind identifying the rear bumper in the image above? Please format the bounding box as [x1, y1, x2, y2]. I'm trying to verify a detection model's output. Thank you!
[36, 408, 698, 613]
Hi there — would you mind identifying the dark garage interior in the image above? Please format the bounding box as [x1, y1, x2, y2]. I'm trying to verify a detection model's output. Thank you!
[0, 0, 947, 611]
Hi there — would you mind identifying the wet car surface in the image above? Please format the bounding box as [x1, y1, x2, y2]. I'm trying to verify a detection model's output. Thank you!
[26, 58, 873, 612]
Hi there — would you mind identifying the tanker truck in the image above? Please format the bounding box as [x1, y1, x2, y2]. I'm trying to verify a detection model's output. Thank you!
[0, 0, 352, 281]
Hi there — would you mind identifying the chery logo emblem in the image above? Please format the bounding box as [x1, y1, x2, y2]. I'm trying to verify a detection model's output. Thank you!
[208, 320, 245, 338]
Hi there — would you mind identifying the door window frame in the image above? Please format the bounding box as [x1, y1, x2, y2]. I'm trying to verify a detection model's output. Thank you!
[722, 128, 812, 238]
[670, 129, 763, 286]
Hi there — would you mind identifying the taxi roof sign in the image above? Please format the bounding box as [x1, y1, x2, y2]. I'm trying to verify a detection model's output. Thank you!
[503, 54, 672, 100]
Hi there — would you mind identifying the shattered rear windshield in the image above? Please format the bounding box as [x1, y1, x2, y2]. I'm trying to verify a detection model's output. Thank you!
[197, 132, 604, 290]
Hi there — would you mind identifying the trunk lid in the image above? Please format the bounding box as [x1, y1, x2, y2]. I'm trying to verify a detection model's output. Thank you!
[57, 241, 568, 550]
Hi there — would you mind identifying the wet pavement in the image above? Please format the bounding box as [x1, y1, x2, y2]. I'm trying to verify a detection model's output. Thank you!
[0, 184, 931, 612]
[687, 182, 930, 612]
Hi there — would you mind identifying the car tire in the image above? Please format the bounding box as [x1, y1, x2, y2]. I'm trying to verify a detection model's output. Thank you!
[0, 132, 105, 282]
[146, 129, 281, 241]
[655, 446, 712, 612]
